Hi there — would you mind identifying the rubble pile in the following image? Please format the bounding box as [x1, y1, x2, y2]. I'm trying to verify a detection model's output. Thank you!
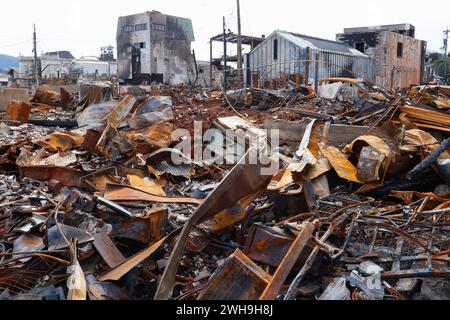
[0, 81, 449, 301]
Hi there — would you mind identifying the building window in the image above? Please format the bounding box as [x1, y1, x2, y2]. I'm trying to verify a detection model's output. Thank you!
[273, 39, 278, 60]
[397, 42, 403, 58]
[355, 42, 365, 53]
[135, 24, 148, 32]
[133, 42, 146, 49]
[123, 25, 134, 33]
[152, 23, 165, 32]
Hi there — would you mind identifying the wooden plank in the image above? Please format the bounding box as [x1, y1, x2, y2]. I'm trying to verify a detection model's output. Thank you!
[392, 121, 450, 133]
[93, 232, 126, 269]
[259, 222, 316, 300]
[399, 105, 450, 125]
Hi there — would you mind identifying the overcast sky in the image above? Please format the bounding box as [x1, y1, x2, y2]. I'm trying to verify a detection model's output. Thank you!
[0, 0, 448, 61]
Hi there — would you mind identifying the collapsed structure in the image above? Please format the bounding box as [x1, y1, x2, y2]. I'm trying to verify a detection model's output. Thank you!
[18, 49, 118, 86]
[0, 10, 449, 301]
[0, 76, 449, 301]
[337, 24, 427, 89]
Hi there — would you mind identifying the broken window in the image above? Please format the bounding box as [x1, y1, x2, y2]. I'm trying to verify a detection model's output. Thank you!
[151, 74, 164, 83]
[355, 42, 365, 53]
[133, 42, 146, 49]
[122, 25, 134, 33]
[397, 42, 403, 58]
[274, 39, 278, 60]
[152, 23, 166, 32]
[134, 24, 148, 32]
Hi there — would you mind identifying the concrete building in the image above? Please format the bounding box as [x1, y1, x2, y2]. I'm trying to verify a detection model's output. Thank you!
[116, 10, 195, 85]
[336, 24, 427, 88]
[0, 73, 9, 88]
[246, 30, 374, 88]
[197, 60, 221, 88]
[18, 56, 36, 80]
[71, 56, 117, 78]
[19, 51, 75, 80]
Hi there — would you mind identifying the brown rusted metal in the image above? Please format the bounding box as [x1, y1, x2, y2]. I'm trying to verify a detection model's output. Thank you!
[98, 228, 182, 282]
[93, 232, 126, 269]
[198, 249, 271, 300]
[245, 224, 296, 267]
[155, 150, 278, 300]
[18, 166, 85, 187]
[48, 179, 62, 194]
[5, 101, 32, 124]
[259, 222, 316, 300]
[285, 214, 349, 300]
[104, 184, 203, 205]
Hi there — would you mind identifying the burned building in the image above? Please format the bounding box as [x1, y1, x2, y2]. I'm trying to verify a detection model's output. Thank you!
[116, 10, 196, 85]
[337, 24, 427, 89]
[19, 51, 75, 80]
[246, 30, 374, 88]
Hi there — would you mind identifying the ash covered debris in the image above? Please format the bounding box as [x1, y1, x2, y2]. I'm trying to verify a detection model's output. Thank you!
[0, 76, 449, 302]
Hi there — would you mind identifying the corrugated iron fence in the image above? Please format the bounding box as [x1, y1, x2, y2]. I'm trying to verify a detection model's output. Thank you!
[248, 46, 374, 88]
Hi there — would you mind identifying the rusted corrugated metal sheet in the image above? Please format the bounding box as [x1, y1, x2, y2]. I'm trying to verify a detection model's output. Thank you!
[248, 30, 374, 87]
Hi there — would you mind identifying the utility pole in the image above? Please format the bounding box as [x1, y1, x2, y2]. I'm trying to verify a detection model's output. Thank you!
[236, 0, 243, 88]
[33, 24, 39, 86]
[444, 27, 449, 83]
[223, 16, 227, 92]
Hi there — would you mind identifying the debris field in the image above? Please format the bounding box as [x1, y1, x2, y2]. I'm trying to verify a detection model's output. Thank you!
[0, 80, 450, 300]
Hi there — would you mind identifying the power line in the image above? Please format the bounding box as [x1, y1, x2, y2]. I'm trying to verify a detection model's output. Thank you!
[0, 40, 31, 48]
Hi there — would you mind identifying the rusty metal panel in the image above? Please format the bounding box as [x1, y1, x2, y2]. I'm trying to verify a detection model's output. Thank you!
[244, 224, 293, 267]
[18, 166, 85, 187]
[93, 232, 126, 269]
[105, 208, 168, 244]
[259, 222, 316, 300]
[198, 249, 271, 300]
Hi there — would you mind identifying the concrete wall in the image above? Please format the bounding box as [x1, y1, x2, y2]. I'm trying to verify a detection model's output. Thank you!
[337, 30, 426, 88]
[117, 12, 151, 79]
[72, 59, 117, 76]
[197, 61, 221, 88]
[40, 55, 73, 78]
[19, 55, 73, 79]
[46, 85, 79, 94]
[374, 31, 423, 88]
[116, 11, 195, 85]
[0, 88, 31, 111]
[18, 57, 34, 78]
[150, 13, 195, 84]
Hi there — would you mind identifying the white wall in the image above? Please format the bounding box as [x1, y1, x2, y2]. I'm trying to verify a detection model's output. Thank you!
[40, 55, 72, 78]
[72, 58, 117, 76]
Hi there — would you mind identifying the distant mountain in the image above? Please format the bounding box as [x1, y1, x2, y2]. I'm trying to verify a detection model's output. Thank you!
[0, 54, 19, 72]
